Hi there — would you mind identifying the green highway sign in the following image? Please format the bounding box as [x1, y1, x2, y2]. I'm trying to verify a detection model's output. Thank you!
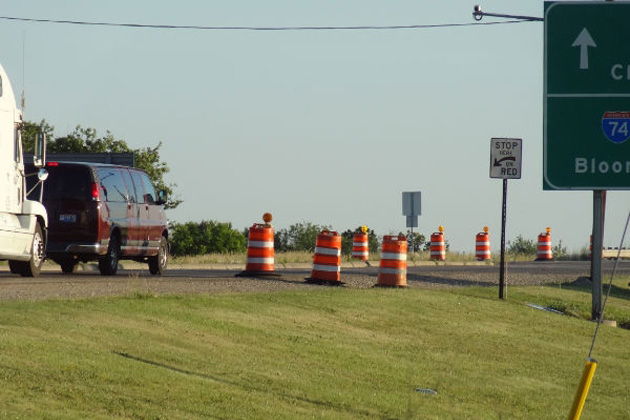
[544, 1, 630, 190]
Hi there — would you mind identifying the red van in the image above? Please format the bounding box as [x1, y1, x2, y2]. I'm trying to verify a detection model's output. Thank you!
[30, 161, 169, 275]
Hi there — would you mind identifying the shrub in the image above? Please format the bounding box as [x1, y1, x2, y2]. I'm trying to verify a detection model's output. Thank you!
[552, 240, 569, 260]
[170, 221, 246, 256]
[507, 235, 537, 256]
[274, 222, 331, 252]
[407, 231, 426, 252]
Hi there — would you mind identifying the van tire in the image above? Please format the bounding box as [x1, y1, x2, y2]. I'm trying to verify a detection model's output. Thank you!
[11, 224, 46, 277]
[59, 258, 78, 274]
[99, 234, 120, 276]
[149, 235, 168, 275]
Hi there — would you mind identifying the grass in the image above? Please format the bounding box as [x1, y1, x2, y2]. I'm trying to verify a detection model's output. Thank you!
[454, 274, 630, 325]
[0, 280, 629, 419]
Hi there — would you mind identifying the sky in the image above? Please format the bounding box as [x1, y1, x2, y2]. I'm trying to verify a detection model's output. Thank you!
[1, 0, 628, 253]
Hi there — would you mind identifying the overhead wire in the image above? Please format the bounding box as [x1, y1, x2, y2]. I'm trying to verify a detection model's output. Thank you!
[0, 15, 535, 31]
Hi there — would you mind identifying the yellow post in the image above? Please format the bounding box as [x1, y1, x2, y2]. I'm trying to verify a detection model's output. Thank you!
[567, 358, 598, 420]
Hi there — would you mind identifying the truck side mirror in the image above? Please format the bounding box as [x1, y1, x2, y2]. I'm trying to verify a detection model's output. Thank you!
[33, 132, 47, 168]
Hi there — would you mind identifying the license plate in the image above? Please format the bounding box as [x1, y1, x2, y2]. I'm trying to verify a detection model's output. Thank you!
[59, 214, 77, 223]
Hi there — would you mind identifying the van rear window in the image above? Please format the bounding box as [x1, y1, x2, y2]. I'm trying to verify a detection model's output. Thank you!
[43, 166, 92, 202]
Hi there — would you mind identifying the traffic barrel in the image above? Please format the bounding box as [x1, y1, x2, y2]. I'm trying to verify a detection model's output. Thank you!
[536, 227, 553, 261]
[376, 235, 407, 287]
[430, 226, 446, 261]
[236, 222, 279, 277]
[352, 231, 369, 261]
[475, 227, 491, 261]
[306, 230, 342, 285]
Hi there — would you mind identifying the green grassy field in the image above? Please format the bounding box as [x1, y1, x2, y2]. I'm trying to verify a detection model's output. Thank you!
[0, 279, 628, 419]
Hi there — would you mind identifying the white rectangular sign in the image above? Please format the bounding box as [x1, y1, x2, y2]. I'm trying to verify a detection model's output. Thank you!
[490, 138, 522, 179]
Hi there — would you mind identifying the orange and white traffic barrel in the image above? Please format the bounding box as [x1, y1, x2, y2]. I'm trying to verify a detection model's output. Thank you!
[352, 231, 369, 261]
[475, 227, 491, 261]
[430, 226, 446, 261]
[377, 235, 407, 287]
[236, 222, 279, 277]
[307, 230, 342, 284]
[536, 227, 553, 261]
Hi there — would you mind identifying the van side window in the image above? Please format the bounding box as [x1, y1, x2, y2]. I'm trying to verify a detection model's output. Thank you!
[139, 172, 157, 204]
[120, 169, 137, 203]
[130, 171, 146, 203]
[97, 168, 128, 202]
[131, 170, 157, 204]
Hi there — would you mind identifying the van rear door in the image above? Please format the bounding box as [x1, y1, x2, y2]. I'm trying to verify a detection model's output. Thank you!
[45, 164, 97, 248]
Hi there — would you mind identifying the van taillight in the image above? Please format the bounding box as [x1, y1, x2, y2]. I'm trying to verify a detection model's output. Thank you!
[91, 183, 100, 200]
[47, 162, 59, 167]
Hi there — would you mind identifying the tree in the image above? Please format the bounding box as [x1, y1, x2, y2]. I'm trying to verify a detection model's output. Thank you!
[170, 221, 246, 256]
[274, 228, 290, 252]
[134, 142, 182, 209]
[274, 222, 332, 252]
[22, 120, 181, 209]
[340, 228, 379, 256]
[22, 119, 54, 153]
[507, 235, 537, 255]
[53, 125, 130, 153]
[406, 231, 426, 252]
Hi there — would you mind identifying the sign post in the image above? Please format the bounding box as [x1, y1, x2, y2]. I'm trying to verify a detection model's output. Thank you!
[544, 1, 630, 319]
[402, 191, 421, 252]
[490, 138, 523, 299]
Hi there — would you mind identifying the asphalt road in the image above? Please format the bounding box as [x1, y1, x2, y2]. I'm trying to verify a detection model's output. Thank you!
[0, 260, 627, 301]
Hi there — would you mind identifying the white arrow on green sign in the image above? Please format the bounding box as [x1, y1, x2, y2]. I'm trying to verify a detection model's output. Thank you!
[544, 1, 630, 190]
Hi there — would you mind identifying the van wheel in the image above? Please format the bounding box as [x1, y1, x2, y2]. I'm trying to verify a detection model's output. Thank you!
[12, 224, 46, 277]
[149, 235, 168, 275]
[59, 259, 78, 274]
[99, 234, 120, 276]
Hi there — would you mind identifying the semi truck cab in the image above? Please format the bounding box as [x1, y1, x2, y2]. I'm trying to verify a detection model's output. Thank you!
[0, 61, 48, 276]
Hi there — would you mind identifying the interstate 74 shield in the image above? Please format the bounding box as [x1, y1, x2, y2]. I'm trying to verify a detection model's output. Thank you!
[602, 112, 630, 144]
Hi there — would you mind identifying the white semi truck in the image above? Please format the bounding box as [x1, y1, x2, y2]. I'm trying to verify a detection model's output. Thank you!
[0, 61, 47, 276]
